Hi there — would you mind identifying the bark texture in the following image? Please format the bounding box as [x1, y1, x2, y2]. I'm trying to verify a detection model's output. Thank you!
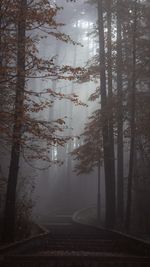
[3, 0, 27, 242]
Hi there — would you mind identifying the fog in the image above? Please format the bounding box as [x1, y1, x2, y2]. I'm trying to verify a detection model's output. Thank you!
[1, 0, 150, 243]
[22, 0, 102, 223]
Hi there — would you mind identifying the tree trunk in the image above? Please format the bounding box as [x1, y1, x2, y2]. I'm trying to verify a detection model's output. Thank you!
[3, 0, 27, 242]
[125, 0, 137, 232]
[97, 0, 115, 228]
[116, 0, 124, 223]
[97, 161, 101, 222]
[107, 0, 116, 223]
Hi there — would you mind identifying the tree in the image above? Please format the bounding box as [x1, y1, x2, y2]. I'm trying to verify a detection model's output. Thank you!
[1, 0, 84, 242]
[72, 0, 117, 227]
[72, 108, 103, 221]
[3, 0, 27, 243]
[72, 0, 150, 233]
[97, 0, 115, 228]
[73, 0, 116, 227]
[125, 0, 150, 232]
[116, 0, 124, 223]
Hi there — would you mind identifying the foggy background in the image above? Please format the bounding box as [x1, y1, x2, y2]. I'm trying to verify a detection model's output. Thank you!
[17, 0, 104, 224]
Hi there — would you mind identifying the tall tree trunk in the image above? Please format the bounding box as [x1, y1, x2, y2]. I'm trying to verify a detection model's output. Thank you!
[116, 0, 124, 223]
[125, 0, 137, 232]
[107, 0, 116, 221]
[3, 0, 27, 242]
[97, 0, 115, 228]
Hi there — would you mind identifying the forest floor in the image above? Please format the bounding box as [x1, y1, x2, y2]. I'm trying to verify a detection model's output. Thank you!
[0, 220, 43, 246]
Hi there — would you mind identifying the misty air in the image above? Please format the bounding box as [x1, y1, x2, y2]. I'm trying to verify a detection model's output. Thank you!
[0, 0, 150, 266]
